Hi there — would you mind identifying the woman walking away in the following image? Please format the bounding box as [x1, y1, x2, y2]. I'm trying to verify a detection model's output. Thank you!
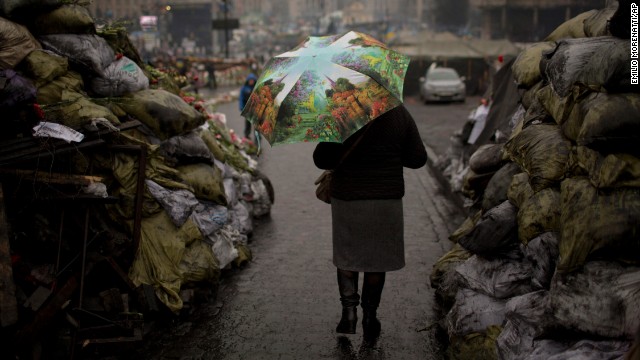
[239, 73, 257, 139]
[313, 104, 427, 340]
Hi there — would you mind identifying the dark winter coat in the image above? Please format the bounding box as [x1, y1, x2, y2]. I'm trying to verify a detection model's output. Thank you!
[313, 105, 427, 201]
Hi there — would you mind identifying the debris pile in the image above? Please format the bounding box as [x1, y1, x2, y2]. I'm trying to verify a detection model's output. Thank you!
[431, 1, 640, 359]
[0, 2, 272, 357]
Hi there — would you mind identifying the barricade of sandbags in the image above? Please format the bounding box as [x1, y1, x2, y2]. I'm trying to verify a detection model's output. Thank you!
[0, 4, 274, 349]
[431, 2, 640, 358]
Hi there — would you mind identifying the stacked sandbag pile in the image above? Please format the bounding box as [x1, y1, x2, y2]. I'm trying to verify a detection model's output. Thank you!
[0, 0, 273, 320]
[430, 1, 640, 358]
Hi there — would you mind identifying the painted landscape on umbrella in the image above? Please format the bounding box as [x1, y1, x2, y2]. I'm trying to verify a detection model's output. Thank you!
[241, 31, 408, 145]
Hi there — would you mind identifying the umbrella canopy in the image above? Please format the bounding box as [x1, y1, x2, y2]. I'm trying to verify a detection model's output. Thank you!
[241, 31, 410, 145]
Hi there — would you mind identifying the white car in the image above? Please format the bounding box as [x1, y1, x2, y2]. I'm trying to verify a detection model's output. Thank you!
[419, 67, 466, 103]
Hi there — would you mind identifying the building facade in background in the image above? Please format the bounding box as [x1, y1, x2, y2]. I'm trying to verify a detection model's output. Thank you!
[469, 0, 608, 41]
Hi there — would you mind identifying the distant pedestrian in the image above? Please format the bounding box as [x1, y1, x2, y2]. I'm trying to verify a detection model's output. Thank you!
[239, 73, 257, 139]
[313, 105, 428, 340]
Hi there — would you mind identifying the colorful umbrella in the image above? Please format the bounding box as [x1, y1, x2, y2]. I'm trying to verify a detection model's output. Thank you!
[241, 31, 410, 146]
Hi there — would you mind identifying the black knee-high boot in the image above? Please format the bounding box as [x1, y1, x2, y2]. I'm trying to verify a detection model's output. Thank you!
[336, 269, 359, 334]
[361, 272, 385, 339]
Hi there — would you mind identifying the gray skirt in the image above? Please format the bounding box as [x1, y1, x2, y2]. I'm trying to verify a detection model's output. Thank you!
[331, 197, 404, 272]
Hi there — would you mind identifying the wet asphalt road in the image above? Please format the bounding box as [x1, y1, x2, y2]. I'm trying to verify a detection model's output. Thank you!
[118, 92, 475, 360]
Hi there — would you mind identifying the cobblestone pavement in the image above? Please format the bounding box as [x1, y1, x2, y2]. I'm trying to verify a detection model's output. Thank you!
[121, 92, 471, 360]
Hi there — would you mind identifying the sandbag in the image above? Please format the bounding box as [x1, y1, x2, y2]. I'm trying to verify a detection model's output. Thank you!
[446, 288, 506, 337]
[0, 16, 40, 69]
[250, 179, 272, 217]
[541, 37, 632, 97]
[507, 172, 534, 209]
[44, 89, 119, 129]
[525, 339, 630, 360]
[0, 68, 35, 108]
[563, 92, 640, 153]
[0, 0, 60, 17]
[458, 200, 519, 257]
[29, 4, 95, 35]
[449, 210, 482, 243]
[456, 255, 533, 299]
[525, 233, 559, 289]
[99, 26, 146, 71]
[520, 81, 544, 110]
[497, 291, 553, 359]
[39, 34, 114, 77]
[145, 179, 198, 228]
[36, 70, 83, 104]
[229, 201, 252, 236]
[497, 320, 536, 360]
[608, 0, 630, 39]
[517, 187, 560, 244]
[233, 243, 252, 267]
[469, 144, 505, 174]
[559, 178, 640, 272]
[117, 89, 207, 140]
[511, 42, 556, 88]
[545, 10, 597, 41]
[521, 97, 554, 127]
[90, 56, 149, 97]
[447, 326, 501, 360]
[128, 212, 203, 313]
[462, 168, 495, 200]
[505, 124, 572, 192]
[177, 163, 227, 205]
[19, 49, 67, 87]
[583, 6, 616, 37]
[430, 244, 472, 306]
[550, 261, 640, 339]
[179, 239, 219, 285]
[223, 178, 238, 207]
[576, 146, 640, 188]
[161, 130, 213, 165]
[535, 83, 586, 129]
[482, 162, 521, 212]
[504, 291, 551, 336]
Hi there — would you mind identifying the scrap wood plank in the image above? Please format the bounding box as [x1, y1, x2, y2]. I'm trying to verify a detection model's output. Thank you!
[0, 169, 105, 186]
[0, 185, 18, 327]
